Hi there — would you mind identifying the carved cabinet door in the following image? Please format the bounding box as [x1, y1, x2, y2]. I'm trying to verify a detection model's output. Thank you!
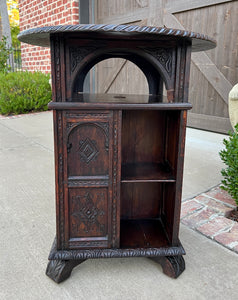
[57, 110, 120, 250]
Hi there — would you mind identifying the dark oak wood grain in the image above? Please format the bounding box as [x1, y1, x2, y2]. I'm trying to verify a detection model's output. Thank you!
[48, 237, 186, 260]
[18, 24, 216, 51]
[17, 23, 206, 282]
[120, 219, 169, 248]
[120, 182, 162, 220]
[121, 162, 175, 182]
[150, 255, 185, 279]
[46, 259, 86, 283]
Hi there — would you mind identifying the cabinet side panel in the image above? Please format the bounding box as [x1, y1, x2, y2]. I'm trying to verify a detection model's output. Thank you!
[172, 110, 188, 244]
[175, 41, 192, 103]
[54, 110, 66, 249]
[162, 110, 187, 244]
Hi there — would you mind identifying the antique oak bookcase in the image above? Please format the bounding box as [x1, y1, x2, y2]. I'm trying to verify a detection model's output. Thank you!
[18, 24, 216, 283]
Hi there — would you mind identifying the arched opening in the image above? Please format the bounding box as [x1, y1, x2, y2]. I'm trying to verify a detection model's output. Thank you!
[83, 58, 150, 95]
[70, 50, 169, 102]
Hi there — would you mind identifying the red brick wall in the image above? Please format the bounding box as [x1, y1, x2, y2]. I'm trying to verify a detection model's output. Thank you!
[19, 0, 79, 73]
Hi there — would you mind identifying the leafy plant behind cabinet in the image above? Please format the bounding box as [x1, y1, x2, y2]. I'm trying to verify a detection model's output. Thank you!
[219, 124, 238, 207]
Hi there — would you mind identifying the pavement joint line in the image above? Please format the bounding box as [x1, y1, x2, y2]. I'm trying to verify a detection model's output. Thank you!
[0, 119, 53, 153]
[0, 143, 35, 151]
[0, 142, 53, 153]
[0, 118, 33, 139]
[30, 141, 53, 153]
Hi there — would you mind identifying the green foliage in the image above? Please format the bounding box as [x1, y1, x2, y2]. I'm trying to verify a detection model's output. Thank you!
[0, 36, 13, 73]
[11, 25, 20, 48]
[219, 124, 238, 207]
[0, 71, 52, 115]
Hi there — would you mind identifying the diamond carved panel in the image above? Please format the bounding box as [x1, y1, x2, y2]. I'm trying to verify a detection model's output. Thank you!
[71, 192, 105, 233]
[78, 138, 99, 164]
[69, 189, 108, 238]
[67, 120, 110, 176]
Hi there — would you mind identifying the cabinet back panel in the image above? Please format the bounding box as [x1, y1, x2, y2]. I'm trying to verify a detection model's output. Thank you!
[122, 111, 166, 164]
[121, 183, 161, 219]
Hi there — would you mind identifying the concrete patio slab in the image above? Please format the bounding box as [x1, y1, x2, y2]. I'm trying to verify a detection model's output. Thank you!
[0, 111, 237, 300]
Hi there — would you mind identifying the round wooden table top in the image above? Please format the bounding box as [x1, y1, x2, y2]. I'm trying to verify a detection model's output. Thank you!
[18, 24, 216, 52]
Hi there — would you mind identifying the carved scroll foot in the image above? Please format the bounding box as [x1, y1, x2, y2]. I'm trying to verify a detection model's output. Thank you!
[150, 255, 185, 278]
[46, 259, 86, 283]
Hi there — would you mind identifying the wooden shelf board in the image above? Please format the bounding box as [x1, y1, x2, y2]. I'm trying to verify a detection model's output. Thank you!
[48, 98, 192, 111]
[121, 162, 175, 182]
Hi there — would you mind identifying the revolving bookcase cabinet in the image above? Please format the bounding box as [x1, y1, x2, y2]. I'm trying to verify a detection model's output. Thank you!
[18, 24, 216, 283]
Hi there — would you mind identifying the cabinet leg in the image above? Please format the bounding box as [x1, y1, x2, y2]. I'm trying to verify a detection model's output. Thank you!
[46, 259, 86, 283]
[150, 255, 185, 279]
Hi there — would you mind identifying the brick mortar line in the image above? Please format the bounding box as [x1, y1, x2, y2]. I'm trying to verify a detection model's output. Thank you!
[181, 215, 238, 254]
[194, 221, 232, 239]
[181, 200, 227, 221]
[200, 192, 237, 209]
[180, 201, 205, 219]
[210, 223, 234, 238]
[228, 241, 238, 248]
[195, 226, 238, 254]
[181, 210, 220, 228]
[181, 198, 238, 254]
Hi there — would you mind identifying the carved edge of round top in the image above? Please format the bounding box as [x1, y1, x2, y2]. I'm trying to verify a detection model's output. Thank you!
[17, 24, 216, 52]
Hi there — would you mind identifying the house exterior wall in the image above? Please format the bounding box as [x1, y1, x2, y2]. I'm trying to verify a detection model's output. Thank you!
[18, 0, 79, 73]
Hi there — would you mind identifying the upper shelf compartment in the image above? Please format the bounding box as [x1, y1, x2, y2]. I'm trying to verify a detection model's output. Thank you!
[19, 24, 216, 105]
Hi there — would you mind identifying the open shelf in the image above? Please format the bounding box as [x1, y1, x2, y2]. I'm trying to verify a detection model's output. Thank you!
[121, 162, 175, 182]
[120, 218, 170, 249]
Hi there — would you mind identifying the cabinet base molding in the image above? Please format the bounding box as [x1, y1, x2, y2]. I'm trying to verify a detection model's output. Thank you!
[46, 237, 185, 282]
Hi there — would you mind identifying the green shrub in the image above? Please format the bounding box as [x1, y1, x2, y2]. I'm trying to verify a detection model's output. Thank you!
[0, 36, 13, 73]
[0, 71, 52, 115]
[219, 123, 238, 207]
